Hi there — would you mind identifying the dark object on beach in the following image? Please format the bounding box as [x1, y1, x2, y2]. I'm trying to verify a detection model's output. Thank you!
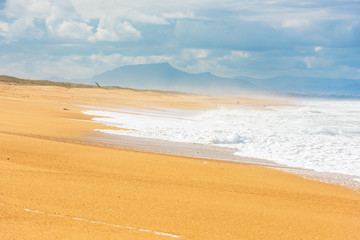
[95, 82, 101, 88]
[63, 108, 69, 111]
[7, 157, 9, 160]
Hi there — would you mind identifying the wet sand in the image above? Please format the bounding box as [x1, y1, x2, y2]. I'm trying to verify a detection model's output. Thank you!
[85, 132, 360, 189]
[1, 84, 360, 239]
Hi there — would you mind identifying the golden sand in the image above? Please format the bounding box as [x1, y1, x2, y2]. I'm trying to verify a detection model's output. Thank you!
[1, 84, 359, 239]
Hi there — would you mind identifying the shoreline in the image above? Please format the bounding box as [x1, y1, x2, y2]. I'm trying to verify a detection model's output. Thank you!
[79, 102, 360, 191]
[5, 125, 359, 190]
[83, 131, 360, 190]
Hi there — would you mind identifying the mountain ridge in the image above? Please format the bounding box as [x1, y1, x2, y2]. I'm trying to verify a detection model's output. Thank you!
[83, 62, 256, 93]
[75, 62, 360, 95]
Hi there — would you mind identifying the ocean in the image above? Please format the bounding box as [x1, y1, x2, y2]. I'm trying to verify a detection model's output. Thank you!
[82, 98, 360, 179]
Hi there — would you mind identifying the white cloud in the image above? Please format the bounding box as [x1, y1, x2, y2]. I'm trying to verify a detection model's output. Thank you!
[3, 0, 49, 17]
[9, 17, 34, 35]
[314, 46, 323, 52]
[282, 19, 309, 28]
[230, 51, 250, 58]
[89, 17, 142, 42]
[3, 0, 83, 41]
[89, 53, 172, 68]
[217, 51, 251, 62]
[303, 56, 331, 69]
[162, 11, 195, 19]
[303, 56, 315, 69]
[70, 0, 169, 24]
[121, 55, 172, 65]
[182, 48, 210, 59]
[127, 11, 169, 25]
[45, 14, 59, 34]
[27, 0, 52, 15]
[69, 0, 123, 19]
[0, 21, 10, 38]
[0, 22, 9, 32]
[8, 17, 44, 40]
[56, 21, 93, 40]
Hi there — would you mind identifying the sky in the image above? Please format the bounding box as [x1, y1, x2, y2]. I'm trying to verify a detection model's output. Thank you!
[0, 0, 359, 80]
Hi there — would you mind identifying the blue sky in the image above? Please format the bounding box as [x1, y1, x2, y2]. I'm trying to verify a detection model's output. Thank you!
[0, 0, 359, 80]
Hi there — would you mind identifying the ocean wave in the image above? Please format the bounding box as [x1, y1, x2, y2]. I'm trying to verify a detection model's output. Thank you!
[83, 99, 360, 177]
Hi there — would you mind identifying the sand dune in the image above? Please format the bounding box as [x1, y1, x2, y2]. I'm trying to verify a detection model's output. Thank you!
[1, 84, 359, 239]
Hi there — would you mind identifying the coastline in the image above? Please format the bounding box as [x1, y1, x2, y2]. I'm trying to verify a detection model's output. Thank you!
[83, 131, 360, 190]
[1, 84, 360, 239]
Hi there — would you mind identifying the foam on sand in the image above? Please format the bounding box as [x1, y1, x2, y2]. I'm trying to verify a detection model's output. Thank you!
[83, 99, 360, 178]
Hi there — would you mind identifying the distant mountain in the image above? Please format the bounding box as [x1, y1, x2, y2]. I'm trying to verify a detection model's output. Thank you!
[235, 76, 360, 95]
[83, 63, 257, 93]
[79, 62, 360, 95]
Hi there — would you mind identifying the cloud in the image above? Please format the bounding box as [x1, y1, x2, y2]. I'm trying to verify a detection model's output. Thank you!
[56, 21, 93, 40]
[3, 0, 52, 18]
[282, 19, 309, 28]
[89, 17, 142, 42]
[174, 19, 283, 50]
[126, 11, 169, 25]
[0, 21, 9, 37]
[121, 55, 172, 65]
[46, 15, 142, 42]
[89, 53, 172, 69]
[182, 48, 210, 59]
[162, 11, 195, 19]
[25, 0, 52, 17]
[303, 56, 332, 69]
[230, 51, 250, 58]
[0, 0, 359, 81]
[7, 17, 44, 40]
[314, 46, 323, 52]
[217, 51, 251, 66]
[70, 0, 169, 24]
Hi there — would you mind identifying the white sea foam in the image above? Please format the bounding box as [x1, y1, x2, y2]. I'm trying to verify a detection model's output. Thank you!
[82, 99, 360, 177]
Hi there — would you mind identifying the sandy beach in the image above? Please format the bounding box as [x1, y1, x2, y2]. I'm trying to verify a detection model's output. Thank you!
[1, 84, 360, 239]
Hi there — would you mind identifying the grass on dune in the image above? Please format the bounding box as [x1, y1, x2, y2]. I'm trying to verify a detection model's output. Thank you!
[0, 75, 191, 95]
[0, 75, 97, 88]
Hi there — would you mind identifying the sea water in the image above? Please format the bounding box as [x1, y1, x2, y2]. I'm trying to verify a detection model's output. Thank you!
[82, 98, 360, 178]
